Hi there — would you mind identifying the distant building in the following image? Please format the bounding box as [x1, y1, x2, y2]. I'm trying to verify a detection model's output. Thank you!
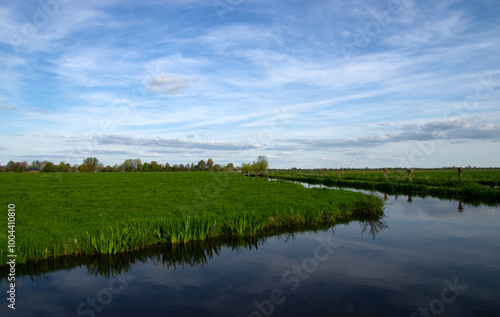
[28, 168, 40, 173]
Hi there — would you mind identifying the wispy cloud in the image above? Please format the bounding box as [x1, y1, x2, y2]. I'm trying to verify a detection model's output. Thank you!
[1, 104, 17, 110]
[287, 119, 500, 150]
[98, 135, 262, 151]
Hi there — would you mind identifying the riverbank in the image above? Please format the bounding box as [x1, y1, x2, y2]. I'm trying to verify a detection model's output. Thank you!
[0, 172, 383, 266]
[269, 169, 500, 204]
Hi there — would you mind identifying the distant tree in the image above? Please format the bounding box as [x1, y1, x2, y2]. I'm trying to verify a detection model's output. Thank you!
[20, 161, 28, 172]
[135, 159, 143, 172]
[241, 162, 251, 173]
[30, 160, 41, 169]
[7, 161, 28, 172]
[226, 163, 234, 172]
[150, 161, 160, 172]
[122, 159, 133, 172]
[213, 164, 221, 172]
[39, 161, 49, 170]
[172, 164, 179, 172]
[11, 161, 21, 172]
[59, 161, 69, 172]
[179, 164, 186, 171]
[105, 165, 113, 172]
[198, 160, 206, 171]
[8, 162, 18, 172]
[191, 163, 195, 171]
[251, 162, 259, 172]
[42, 162, 56, 172]
[83, 157, 99, 172]
[6, 161, 16, 172]
[79, 163, 92, 172]
[96, 163, 104, 172]
[164, 163, 172, 172]
[142, 162, 151, 172]
[121, 159, 141, 172]
[240, 156, 269, 173]
[207, 158, 214, 171]
[257, 156, 269, 172]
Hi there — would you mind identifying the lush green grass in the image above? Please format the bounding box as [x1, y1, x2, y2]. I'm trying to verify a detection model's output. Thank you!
[0, 172, 383, 266]
[273, 168, 500, 182]
[270, 169, 500, 204]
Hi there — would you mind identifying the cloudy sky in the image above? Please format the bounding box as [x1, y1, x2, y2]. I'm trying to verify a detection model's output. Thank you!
[1, 0, 499, 168]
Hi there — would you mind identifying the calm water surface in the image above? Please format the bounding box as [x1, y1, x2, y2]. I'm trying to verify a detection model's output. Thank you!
[1, 192, 499, 317]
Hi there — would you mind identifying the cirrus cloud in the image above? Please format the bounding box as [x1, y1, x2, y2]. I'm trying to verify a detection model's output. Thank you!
[98, 134, 262, 151]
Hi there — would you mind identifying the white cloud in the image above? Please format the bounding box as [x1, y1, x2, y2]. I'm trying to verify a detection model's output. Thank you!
[286, 119, 500, 150]
[149, 73, 196, 95]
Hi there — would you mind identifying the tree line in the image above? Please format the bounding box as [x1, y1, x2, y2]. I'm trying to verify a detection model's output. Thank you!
[0, 156, 269, 173]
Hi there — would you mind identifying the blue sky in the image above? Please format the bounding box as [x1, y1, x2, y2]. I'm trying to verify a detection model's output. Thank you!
[1, 0, 499, 168]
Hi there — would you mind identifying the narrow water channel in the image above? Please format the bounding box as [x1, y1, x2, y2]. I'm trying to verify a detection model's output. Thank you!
[1, 191, 499, 316]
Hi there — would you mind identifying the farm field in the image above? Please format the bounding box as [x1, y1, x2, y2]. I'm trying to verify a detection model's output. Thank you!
[272, 168, 500, 182]
[270, 168, 500, 204]
[0, 172, 383, 266]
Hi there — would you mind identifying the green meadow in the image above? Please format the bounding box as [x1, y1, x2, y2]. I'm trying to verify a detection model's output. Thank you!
[0, 172, 383, 266]
[271, 168, 500, 203]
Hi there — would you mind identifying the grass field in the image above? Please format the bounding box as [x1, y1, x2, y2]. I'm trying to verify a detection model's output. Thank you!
[0, 172, 383, 266]
[270, 169, 500, 204]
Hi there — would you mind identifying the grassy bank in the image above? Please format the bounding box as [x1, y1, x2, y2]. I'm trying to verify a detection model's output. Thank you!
[0, 172, 383, 266]
[2, 216, 389, 282]
[270, 169, 500, 204]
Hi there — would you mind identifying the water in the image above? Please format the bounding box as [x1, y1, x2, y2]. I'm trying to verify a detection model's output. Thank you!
[1, 193, 499, 316]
